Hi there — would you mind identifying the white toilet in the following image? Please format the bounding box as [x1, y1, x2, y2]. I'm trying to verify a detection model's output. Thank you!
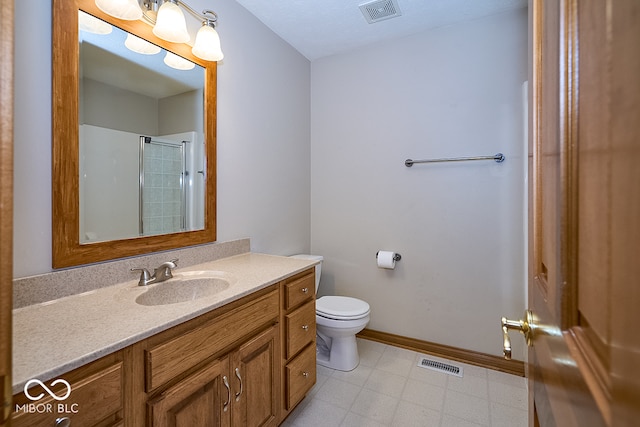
[292, 255, 370, 371]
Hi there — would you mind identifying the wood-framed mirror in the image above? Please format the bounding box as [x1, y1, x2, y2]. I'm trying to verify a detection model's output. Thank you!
[52, 0, 217, 268]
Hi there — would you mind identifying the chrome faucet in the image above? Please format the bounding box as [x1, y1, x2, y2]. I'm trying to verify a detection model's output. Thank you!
[131, 259, 179, 286]
[153, 259, 179, 282]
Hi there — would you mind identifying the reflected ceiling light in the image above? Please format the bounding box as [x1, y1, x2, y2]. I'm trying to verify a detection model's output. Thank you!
[79, 11, 113, 34]
[164, 51, 195, 70]
[125, 33, 161, 55]
[94, 0, 224, 62]
[95, 0, 142, 21]
[192, 11, 224, 61]
[152, 0, 189, 43]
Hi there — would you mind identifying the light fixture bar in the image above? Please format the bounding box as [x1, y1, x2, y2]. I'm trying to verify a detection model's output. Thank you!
[99, 0, 224, 61]
[139, 0, 216, 26]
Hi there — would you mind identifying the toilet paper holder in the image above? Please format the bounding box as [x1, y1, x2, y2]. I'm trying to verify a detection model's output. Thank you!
[376, 251, 401, 261]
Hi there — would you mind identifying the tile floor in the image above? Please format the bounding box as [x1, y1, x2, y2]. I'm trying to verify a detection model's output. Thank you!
[281, 338, 528, 427]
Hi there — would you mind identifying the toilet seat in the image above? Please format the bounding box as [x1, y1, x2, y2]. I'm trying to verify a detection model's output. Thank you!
[316, 296, 370, 320]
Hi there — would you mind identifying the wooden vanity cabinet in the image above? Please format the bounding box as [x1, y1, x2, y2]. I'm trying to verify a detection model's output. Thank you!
[280, 269, 317, 419]
[12, 268, 317, 427]
[141, 286, 280, 427]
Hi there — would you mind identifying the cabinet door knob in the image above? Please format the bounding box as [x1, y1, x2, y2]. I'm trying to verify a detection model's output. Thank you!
[55, 418, 71, 427]
[222, 375, 231, 412]
[302, 371, 309, 378]
[234, 367, 243, 402]
[301, 287, 308, 293]
[301, 325, 309, 331]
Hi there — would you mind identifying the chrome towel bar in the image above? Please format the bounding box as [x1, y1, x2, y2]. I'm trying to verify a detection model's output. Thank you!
[405, 153, 505, 167]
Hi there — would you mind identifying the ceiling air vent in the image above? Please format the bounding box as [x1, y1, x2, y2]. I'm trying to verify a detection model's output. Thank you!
[359, 0, 402, 24]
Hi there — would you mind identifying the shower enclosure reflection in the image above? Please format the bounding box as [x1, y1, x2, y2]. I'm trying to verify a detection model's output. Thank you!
[79, 127, 205, 243]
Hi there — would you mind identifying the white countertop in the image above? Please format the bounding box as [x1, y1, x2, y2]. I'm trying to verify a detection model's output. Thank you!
[12, 253, 316, 394]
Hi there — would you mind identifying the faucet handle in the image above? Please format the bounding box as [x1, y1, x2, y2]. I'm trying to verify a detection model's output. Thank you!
[131, 267, 152, 286]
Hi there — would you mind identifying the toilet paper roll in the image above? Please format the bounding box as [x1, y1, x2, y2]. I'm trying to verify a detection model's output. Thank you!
[377, 251, 396, 269]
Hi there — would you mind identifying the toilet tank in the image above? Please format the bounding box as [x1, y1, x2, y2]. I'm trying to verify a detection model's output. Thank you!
[290, 254, 323, 292]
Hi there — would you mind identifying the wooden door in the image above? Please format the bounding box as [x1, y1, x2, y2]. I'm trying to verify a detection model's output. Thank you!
[0, 1, 13, 426]
[230, 325, 279, 427]
[148, 357, 231, 427]
[526, 0, 640, 426]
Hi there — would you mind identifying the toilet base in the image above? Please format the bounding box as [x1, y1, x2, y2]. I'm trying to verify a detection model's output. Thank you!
[316, 334, 360, 371]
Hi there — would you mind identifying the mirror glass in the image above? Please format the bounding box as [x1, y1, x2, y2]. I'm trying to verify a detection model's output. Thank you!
[79, 11, 205, 244]
[52, 0, 216, 269]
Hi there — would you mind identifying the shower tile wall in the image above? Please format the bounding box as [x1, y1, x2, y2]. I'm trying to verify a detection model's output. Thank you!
[143, 143, 184, 235]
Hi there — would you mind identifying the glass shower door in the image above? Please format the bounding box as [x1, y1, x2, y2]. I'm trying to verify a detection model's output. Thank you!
[139, 136, 186, 236]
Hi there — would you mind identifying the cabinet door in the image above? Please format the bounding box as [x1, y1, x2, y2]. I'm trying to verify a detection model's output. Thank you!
[148, 357, 231, 427]
[230, 325, 279, 427]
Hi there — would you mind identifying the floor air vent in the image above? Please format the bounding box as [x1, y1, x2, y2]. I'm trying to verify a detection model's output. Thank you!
[417, 357, 463, 377]
[359, 0, 402, 24]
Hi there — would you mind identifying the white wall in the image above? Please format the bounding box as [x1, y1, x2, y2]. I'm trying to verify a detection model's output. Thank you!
[79, 125, 139, 243]
[310, 9, 528, 359]
[13, 0, 311, 277]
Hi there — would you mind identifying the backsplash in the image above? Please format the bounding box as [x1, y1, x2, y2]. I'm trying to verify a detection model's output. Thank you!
[13, 238, 250, 309]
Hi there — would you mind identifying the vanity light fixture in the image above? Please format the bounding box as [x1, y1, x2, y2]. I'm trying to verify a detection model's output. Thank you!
[152, 0, 189, 43]
[192, 11, 224, 61]
[95, 0, 224, 62]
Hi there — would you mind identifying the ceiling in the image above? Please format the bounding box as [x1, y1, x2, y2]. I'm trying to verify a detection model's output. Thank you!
[233, 0, 527, 60]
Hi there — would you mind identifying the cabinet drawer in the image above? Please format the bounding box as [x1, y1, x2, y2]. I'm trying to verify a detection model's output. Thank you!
[285, 343, 316, 410]
[285, 300, 316, 358]
[146, 289, 279, 391]
[13, 361, 123, 427]
[284, 269, 315, 310]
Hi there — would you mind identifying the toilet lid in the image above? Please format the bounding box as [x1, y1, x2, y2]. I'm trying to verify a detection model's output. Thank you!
[316, 296, 370, 320]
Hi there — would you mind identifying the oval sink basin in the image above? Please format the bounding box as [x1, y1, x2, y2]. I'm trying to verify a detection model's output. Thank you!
[135, 271, 234, 306]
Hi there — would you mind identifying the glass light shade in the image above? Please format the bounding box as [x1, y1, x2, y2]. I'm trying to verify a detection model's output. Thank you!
[95, 0, 142, 21]
[192, 24, 224, 61]
[164, 52, 195, 70]
[79, 11, 113, 34]
[153, 1, 190, 43]
[124, 34, 161, 55]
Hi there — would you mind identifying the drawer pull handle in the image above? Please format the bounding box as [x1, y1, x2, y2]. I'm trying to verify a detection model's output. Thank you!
[222, 375, 231, 412]
[301, 287, 308, 294]
[55, 417, 71, 427]
[235, 368, 243, 402]
[301, 325, 309, 331]
[302, 371, 309, 378]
